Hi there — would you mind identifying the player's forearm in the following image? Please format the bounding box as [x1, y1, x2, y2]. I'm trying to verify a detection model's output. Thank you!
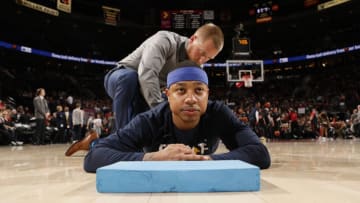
[84, 147, 144, 173]
[211, 144, 271, 169]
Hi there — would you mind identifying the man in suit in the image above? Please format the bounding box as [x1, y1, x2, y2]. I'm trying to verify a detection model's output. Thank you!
[33, 88, 50, 145]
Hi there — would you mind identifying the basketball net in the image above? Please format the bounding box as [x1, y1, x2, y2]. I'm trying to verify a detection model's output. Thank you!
[242, 75, 253, 88]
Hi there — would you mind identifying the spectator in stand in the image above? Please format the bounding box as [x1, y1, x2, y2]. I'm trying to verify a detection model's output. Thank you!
[72, 102, 84, 143]
[0, 109, 23, 146]
[309, 108, 318, 137]
[92, 113, 103, 137]
[55, 105, 66, 143]
[33, 88, 50, 145]
[318, 111, 330, 141]
[289, 108, 299, 139]
[248, 101, 261, 132]
[351, 105, 360, 137]
[63, 106, 72, 143]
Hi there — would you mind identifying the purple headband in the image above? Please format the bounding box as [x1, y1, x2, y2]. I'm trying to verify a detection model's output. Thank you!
[167, 67, 208, 88]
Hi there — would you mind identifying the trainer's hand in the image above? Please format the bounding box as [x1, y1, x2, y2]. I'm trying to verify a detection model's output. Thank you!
[143, 144, 211, 161]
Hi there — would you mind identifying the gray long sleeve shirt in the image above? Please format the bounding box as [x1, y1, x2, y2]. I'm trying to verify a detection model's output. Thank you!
[118, 31, 189, 108]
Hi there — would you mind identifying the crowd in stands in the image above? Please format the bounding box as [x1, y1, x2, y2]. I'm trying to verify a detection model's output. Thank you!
[0, 96, 115, 146]
[1, 53, 359, 146]
[212, 59, 360, 141]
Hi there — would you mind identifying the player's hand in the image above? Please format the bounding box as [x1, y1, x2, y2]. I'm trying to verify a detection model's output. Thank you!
[143, 144, 210, 161]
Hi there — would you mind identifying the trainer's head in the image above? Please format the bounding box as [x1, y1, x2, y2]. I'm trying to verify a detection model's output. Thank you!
[187, 23, 224, 65]
[166, 61, 209, 130]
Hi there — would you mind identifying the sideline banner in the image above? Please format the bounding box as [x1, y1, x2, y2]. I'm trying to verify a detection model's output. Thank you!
[318, 0, 351, 11]
[16, 0, 59, 16]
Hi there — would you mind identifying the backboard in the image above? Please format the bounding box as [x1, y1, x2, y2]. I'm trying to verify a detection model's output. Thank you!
[226, 60, 264, 82]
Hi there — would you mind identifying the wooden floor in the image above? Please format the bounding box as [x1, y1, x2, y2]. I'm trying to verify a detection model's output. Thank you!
[1, 138, 360, 203]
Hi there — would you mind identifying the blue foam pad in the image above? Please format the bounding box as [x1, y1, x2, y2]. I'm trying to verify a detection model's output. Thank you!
[96, 160, 260, 193]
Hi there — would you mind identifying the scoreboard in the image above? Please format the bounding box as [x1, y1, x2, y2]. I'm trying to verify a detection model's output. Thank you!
[232, 37, 251, 56]
[161, 10, 214, 29]
[249, 1, 279, 24]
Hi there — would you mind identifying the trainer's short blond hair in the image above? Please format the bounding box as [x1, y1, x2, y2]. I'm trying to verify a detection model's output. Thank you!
[194, 23, 224, 51]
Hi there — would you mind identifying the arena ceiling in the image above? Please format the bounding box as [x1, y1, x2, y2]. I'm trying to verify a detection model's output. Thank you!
[1, 0, 359, 61]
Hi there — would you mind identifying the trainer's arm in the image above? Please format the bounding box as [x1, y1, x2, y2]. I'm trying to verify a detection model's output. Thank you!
[137, 35, 173, 108]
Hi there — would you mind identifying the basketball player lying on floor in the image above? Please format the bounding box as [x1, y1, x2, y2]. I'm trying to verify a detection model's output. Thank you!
[83, 61, 271, 173]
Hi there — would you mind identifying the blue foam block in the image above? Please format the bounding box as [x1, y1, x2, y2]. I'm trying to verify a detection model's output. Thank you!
[96, 160, 260, 193]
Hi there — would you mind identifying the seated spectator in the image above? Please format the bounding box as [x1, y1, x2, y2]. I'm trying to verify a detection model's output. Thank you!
[0, 109, 23, 146]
